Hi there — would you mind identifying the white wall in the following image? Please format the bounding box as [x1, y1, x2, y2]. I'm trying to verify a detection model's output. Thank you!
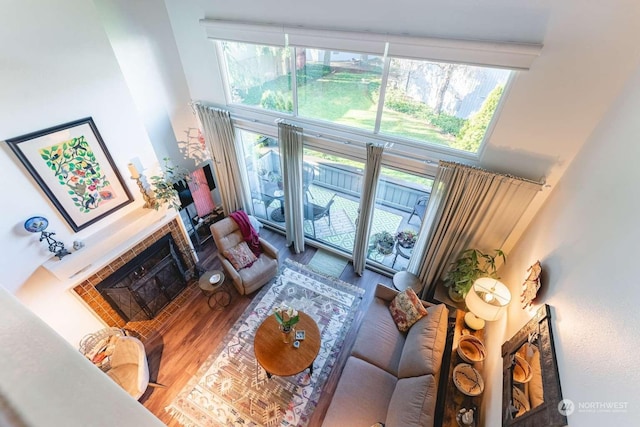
[0, 286, 165, 427]
[0, 0, 160, 342]
[483, 59, 640, 426]
[94, 0, 201, 172]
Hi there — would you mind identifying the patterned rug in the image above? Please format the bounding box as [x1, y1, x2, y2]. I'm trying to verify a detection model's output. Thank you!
[307, 250, 349, 278]
[165, 260, 364, 426]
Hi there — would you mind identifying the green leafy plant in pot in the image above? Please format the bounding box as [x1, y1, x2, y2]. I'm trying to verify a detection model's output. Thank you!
[371, 231, 395, 255]
[149, 158, 190, 211]
[443, 248, 506, 303]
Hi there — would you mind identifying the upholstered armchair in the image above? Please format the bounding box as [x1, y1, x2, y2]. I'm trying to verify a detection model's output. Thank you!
[210, 217, 279, 295]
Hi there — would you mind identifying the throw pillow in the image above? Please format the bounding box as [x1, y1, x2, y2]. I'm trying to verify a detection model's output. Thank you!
[223, 241, 258, 270]
[389, 288, 428, 332]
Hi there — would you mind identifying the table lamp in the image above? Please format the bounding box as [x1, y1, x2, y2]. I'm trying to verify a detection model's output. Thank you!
[464, 277, 511, 330]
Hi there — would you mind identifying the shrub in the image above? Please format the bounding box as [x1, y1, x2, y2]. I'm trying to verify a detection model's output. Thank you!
[454, 85, 504, 152]
[430, 114, 466, 136]
[260, 90, 293, 112]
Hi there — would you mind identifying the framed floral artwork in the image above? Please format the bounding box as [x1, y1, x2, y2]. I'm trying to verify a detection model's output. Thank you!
[6, 117, 133, 231]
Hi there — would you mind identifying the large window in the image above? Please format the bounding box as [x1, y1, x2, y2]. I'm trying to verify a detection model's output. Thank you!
[381, 59, 511, 153]
[220, 42, 512, 154]
[297, 49, 383, 132]
[221, 41, 293, 113]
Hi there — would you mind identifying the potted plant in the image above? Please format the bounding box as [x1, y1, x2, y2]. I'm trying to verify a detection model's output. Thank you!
[149, 158, 189, 211]
[443, 248, 506, 302]
[268, 171, 283, 190]
[371, 231, 395, 255]
[395, 230, 417, 248]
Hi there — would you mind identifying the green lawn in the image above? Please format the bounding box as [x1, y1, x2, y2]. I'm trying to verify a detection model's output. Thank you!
[242, 69, 454, 146]
[298, 72, 453, 146]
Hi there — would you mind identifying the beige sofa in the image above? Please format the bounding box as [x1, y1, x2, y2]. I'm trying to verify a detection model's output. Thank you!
[323, 284, 449, 427]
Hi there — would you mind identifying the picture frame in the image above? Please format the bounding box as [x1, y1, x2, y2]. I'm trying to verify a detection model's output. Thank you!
[6, 117, 133, 232]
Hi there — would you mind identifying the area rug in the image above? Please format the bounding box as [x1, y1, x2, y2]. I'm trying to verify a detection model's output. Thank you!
[307, 250, 349, 278]
[165, 259, 364, 427]
[303, 208, 355, 239]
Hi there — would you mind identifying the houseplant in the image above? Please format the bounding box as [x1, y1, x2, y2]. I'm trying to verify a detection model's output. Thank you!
[273, 303, 299, 343]
[395, 230, 417, 248]
[443, 248, 506, 302]
[149, 158, 189, 211]
[371, 231, 395, 255]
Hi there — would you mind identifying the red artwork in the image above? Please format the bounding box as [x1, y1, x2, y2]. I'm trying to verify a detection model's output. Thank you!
[188, 168, 215, 217]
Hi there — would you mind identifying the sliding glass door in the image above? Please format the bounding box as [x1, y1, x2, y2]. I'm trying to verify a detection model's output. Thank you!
[238, 128, 434, 273]
[302, 148, 364, 253]
[237, 129, 285, 227]
[367, 167, 433, 271]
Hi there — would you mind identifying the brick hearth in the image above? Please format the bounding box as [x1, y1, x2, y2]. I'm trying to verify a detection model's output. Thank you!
[73, 218, 198, 340]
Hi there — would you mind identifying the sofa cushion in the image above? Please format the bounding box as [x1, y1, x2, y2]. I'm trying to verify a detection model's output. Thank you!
[388, 288, 428, 332]
[398, 303, 448, 378]
[223, 241, 257, 270]
[322, 356, 398, 427]
[385, 375, 438, 427]
[351, 296, 406, 376]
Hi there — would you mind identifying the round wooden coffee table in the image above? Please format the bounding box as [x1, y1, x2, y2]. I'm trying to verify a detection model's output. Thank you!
[254, 311, 321, 378]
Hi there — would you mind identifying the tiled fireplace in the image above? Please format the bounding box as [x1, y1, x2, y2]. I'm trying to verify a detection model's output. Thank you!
[73, 218, 198, 339]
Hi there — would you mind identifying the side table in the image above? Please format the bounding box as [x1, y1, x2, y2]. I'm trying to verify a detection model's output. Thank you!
[198, 270, 231, 310]
[392, 270, 422, 293]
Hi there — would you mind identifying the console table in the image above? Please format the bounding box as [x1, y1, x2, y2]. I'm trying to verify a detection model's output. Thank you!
[441, 310, 484, 427]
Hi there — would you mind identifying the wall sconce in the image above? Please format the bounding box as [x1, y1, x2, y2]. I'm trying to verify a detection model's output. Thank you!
[24, 216, 71, 260]
[128, 163, 158, 209]
[464, 277, 512, 330]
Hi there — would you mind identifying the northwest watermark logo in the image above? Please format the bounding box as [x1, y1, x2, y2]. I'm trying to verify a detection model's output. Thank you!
[558, 399, 628, 416]
[558, 399, 575, 416]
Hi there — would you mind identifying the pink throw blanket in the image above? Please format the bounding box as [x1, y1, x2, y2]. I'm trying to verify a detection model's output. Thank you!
[229, 210, 261, 257]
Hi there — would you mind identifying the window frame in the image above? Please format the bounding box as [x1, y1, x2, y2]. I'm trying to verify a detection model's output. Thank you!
[217, 41, 517, 160]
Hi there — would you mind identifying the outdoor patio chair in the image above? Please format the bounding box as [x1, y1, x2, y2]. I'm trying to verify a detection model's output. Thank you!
[304, 194, 336, 238]
[303, 163, 318, 201]
[408, 195, 430, 224]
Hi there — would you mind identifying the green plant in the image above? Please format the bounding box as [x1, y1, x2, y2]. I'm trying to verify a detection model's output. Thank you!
[443, 248, 506, 298]
[371, 231, 395, 255]
[149, 158, 189, 211]
[453, 85, 504, 152]
[260, 90, 293, 112]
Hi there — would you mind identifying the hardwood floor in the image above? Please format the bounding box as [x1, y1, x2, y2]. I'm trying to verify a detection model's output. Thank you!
[140, 228, 393, 426]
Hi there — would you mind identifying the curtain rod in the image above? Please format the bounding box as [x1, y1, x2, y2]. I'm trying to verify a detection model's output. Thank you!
[439, 160, 544, 187]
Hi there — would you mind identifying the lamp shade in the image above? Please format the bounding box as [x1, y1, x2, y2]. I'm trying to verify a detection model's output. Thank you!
[465, 277, 511, 321]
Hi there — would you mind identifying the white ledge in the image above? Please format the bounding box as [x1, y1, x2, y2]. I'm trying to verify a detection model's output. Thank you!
[43, 208, 177, 283]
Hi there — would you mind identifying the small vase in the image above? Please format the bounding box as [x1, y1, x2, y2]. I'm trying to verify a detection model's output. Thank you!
[279, 324, 293, 343]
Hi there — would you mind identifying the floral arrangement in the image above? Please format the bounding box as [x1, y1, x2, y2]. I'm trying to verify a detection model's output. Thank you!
[395, 230, 417, 248]
[273, 303, 299, 330]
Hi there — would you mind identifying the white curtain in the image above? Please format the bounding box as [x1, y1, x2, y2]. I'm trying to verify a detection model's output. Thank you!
[195, 104, 250, 215]
[407, 161, 542, 300]
[278, 122, 305, 253]
[352, 143, 384, 275]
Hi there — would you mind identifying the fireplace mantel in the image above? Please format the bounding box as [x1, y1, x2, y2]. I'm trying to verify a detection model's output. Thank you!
[43, 208, 179, 283]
